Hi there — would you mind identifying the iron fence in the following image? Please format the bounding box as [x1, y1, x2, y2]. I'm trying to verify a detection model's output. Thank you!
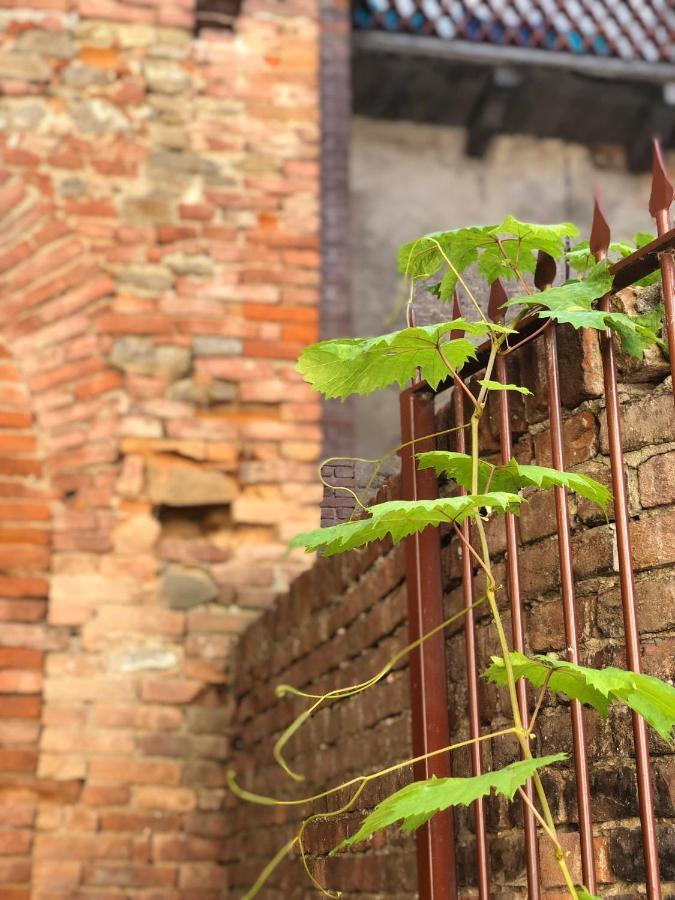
[398, 139, 675, 898]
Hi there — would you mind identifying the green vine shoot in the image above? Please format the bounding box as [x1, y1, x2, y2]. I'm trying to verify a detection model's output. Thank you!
[229, 217, 675, 899]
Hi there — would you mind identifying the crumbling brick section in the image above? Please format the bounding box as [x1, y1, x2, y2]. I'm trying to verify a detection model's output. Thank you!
[229, 314, 675, 897]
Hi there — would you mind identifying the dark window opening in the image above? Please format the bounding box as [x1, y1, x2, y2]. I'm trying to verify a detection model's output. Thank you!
[195, 0, 243, 32]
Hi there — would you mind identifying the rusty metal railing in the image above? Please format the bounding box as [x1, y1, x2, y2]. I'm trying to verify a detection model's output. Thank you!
[398, 139, 675, 898]
[400, 386, 456, 899]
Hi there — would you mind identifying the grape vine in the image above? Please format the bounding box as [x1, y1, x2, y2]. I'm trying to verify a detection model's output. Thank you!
[229, 218, 675, 899]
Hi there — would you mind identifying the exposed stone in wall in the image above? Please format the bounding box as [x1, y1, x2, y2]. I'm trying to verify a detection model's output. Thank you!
[0, 0, 322, 894]
[230, 330, 675, 897]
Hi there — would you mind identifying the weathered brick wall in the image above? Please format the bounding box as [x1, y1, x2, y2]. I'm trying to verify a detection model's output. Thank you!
[0, 1, 322, 896]
[229, 308, 675, 897]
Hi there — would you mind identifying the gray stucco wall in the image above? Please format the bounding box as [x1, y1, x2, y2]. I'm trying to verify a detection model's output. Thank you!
[350, 116, 662, 460]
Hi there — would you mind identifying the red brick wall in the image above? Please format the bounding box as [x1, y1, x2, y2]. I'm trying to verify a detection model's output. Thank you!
[229, 319, 675, 897]
[0, 1, 322, 895]
[0, 341, 57, 898]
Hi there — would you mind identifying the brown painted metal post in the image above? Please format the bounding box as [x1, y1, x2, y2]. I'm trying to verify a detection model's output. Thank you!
[649, 138, 675, 405]
[489, 281, 541, 900]
[400, 382, 457, 900]
[591, 200, 662, 899]
[536, 253, 597, 892]
[451, 295, 491, 899]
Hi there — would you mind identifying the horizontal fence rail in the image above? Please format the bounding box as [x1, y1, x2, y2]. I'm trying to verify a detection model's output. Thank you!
[399, 139, 675, 897]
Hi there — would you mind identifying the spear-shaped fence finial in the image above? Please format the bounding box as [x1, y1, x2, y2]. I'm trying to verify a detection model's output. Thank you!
[649, 136, 674, 219]
[534, 250, 556, 291]
[488, 279, 507, 323]
[450, 291, 464, 339]
[589, 192, 611, 260]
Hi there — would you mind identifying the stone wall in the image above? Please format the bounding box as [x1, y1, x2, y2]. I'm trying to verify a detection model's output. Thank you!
[0, 1, 323, 896]
[229, 311, 675, 897]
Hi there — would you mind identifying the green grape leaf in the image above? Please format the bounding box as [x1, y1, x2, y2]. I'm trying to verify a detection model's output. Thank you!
[477, 217, 578, 284]
[416, 451, 490, 493]
[504, 259, 613, 315]
[566, 233, 660, 288]
[639, 302, 665, 337]
[485, 653, 675, 743]
[566, 240, 634, 275]
[505, 260, 663, 359]
[634, 231, 655, 247]
[478, 379, 533, 396]
[437, 238, 483, 298]
[417, 453, 611, 515]
[496, 216, 579, 256]
[398, 226, 488, 276]
[399, 220, 578, 300]
[296, 321, 484, 400]
[633, 232, 661, 287]
[512, 462, 611, 514]
[605, 312, 666, 359]
[333, 754, 566, 852]
[290, 493, 524, 557]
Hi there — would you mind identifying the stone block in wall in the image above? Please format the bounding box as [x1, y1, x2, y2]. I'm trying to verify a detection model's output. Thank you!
[160, 565, 219, 610]
[534, 409, 598, 468]
[600, 385, 675, 452]
[630, 506, 675, 571]
[147, 460, 236, 506]
[109, 338, 191, 381]
[638, 448, 675, 508]
[597, 568, 675, 637]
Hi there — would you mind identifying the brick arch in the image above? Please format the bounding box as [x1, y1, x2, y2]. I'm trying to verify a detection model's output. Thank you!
[0, 169, 119, 898]
[0, 339, 54, 899]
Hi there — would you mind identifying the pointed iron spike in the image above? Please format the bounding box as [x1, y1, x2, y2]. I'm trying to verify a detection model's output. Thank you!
[534, 251, 557, 291]
[488, 279, 507, 322]
[649, 136, 674, 218]
[450, 290, 464, 339]
[589, 193, 611, 259]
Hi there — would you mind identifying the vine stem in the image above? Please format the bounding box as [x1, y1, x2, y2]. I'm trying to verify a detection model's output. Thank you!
[273, 596, 489, 780]
[437, 343, 479, 409]
[228, 726, 518, 809]
[495, 235, 533, 297]
[528, 669, 553, 732]
[518, 787, 561, 849]
[242, 835, 299, 900]
[317, 423, 471, 520]
[297, 782, 368, 898]
[427, 237, 487, 323]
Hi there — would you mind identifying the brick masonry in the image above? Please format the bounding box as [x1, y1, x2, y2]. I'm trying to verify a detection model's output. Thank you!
[229, 311, 675, 897]
[0, 1, 326, 896]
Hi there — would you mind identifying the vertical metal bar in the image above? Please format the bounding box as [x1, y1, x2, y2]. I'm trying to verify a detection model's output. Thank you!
[489, 281, 541, 900]
[535, 253, 597, 892]
[452, 298, 491, 899]
[591, 200, 662, 899]
[649, 138, 675, 406]
[400, 383, 457, 900]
